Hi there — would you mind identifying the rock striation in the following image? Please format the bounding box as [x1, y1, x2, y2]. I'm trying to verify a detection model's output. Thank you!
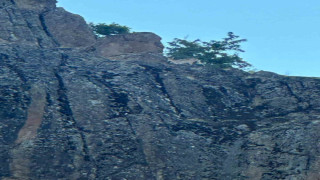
[0, 1, 320, 180]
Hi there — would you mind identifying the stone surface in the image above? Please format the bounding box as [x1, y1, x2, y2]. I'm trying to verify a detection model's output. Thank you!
[1, 1, 320, 180]
[0, 0, 57, 47]
[92, 32, 164, 58]
[14, 0, 56, 12]
[0, 0, 95, 48]
[43, 7, 96, 48]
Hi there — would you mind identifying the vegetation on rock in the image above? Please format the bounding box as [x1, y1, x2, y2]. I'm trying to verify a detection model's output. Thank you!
[89, 21, 249, 69]
[89, 22, 131, 36]
[166, 32, 251, 68]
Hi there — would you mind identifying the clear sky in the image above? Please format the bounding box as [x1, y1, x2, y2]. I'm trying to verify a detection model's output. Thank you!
[57, 0, 320, 77]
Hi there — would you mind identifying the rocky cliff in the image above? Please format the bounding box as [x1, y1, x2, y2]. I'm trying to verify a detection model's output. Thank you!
[1, 1, 320, 180]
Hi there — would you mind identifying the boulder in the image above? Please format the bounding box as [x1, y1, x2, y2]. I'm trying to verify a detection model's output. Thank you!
[93, 32, 164, 58]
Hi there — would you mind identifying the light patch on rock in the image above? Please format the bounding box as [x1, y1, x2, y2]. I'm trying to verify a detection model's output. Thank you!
[89, 99, 103, 106]
[168, 58, 199, 65]
[236, 124, 250, 131]
[9, 84, 46, 179]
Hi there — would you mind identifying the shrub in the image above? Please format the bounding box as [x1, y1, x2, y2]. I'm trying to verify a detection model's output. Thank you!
[90, 22, 131, 36]
[166, 32, 250, 68]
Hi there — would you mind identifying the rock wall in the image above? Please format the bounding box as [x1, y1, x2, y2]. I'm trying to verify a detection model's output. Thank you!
[43, 7, 96, 47]
[0, 0, 56, 47]
[0, 1, 320, 180]
[14, 0, 56, 12]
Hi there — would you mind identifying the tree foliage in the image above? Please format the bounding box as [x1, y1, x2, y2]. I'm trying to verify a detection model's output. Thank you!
[90, 23, 131, 36]
[166, 32, 250, 68]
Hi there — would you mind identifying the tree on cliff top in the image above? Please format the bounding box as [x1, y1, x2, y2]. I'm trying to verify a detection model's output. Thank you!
[166, 32, 251, 69]
[90, 23, 131, 36]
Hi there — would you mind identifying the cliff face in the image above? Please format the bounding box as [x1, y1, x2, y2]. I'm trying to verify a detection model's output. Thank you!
[0, 1, 320, 180]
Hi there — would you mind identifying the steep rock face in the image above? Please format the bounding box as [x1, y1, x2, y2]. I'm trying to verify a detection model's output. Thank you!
[0, 0, 56, 47]
[0, 0, 95, 48]
[1, 1, 320, 180]
[14, 0, 56, 12]
[43, 7, 96, 47]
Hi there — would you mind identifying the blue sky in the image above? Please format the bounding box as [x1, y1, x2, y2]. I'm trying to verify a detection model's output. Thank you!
[57, 0, 320, 77]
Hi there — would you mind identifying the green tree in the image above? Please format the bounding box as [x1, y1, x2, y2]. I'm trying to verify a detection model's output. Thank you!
[90, 23, 131, 36]
[166, 32, 250, 68]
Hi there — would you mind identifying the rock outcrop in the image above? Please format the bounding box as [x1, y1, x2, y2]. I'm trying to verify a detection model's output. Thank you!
[92, 32, 164, 58]
[14, 0, 56, 12]
[0, 1, 320, 180]
[43, 7, 96, 48]
[0, 0, 56, 47]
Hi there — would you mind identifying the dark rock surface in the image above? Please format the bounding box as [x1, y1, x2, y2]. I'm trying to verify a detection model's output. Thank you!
[0, 1, 320, 180]
[0, 0, 57, 47]
[14, 0, 56, 12]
